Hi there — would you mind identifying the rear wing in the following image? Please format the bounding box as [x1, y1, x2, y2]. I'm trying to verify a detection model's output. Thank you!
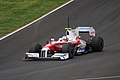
[65, 27, 95, 40]
[75, 27, 95, 38]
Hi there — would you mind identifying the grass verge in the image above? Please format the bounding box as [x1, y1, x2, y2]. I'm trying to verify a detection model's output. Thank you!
[0, 0, 69, 37]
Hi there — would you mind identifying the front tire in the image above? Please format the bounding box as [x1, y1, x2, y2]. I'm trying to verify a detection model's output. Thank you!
[62, 43, 75, 59]
[28, 43, 42, 53]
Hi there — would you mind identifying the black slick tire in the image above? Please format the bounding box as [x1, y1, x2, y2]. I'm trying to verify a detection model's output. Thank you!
[29, 43, 42, 53]
[62, 43, 75, 59]
[90, 36, 104, 52]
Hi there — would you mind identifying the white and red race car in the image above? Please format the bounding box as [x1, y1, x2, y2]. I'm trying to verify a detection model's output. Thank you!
[24, 27, 104, 60]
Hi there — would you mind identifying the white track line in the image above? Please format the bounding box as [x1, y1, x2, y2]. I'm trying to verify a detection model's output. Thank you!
[76, 75, 120, 80]
[0, 0, 74, 41]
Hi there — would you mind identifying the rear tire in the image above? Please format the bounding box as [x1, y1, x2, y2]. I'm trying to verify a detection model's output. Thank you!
[62, 43, 75, 59]
[29, 43, 42, 53]
[90, 36, 104, 52]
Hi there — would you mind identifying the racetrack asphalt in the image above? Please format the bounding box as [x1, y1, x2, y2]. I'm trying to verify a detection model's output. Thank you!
[0, 0, 120, 80]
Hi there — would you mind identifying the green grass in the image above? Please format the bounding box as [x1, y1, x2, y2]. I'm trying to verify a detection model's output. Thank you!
[0, 0, 69, 37]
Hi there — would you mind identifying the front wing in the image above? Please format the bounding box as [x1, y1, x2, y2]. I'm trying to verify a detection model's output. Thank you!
[23, 52, 69, 60]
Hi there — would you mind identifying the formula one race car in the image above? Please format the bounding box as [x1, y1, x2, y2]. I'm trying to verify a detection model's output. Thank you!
[24, 27, 104, 60]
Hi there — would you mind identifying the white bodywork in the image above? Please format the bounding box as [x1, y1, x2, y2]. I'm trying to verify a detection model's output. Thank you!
[52, 53, 69, 60]
[77, 40, 86, 53]
[41, 48, 49, 57]
[65, 27, 95, 53]
[25, 47, 69, 60]
[75, 27, 95, 37]
[25, 52, 69, 60]
[26, 52, 39, 57]
[66, 27, 95, 41]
